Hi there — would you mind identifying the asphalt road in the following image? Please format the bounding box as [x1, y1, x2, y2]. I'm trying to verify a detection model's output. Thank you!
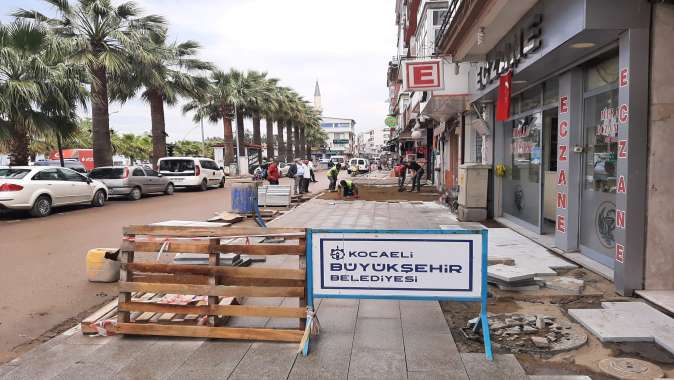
[0, 185, 234, 363]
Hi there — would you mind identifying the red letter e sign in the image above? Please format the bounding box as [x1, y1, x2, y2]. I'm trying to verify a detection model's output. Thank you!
[404, 60, 444, 91]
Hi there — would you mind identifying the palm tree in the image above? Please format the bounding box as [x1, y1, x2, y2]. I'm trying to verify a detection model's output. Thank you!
[243, 71, 277, 165]
[16, 0, 167, 167]
[112, 37, 212, 167]
[182, 69, 249, 165]
[0, 20, 86, 165]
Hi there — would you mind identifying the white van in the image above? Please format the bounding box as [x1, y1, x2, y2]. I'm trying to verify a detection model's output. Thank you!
[330, 155, 345, 165]
[158, 157, 225, 191]
[348, 158, 370, 174]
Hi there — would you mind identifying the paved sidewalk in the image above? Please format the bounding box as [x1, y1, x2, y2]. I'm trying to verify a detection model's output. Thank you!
[0, 199, 528, 380]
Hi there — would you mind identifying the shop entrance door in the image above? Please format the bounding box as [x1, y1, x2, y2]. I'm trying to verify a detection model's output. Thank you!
[578, 87, 619, 268]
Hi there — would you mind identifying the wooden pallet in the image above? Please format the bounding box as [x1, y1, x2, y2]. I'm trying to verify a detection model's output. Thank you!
[114, 225, 308, 342]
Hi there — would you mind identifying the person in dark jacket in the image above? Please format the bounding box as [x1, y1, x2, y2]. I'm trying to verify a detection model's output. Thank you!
[408, 159, 425, 192]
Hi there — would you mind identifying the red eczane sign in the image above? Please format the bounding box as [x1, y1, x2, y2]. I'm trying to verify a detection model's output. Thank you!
[404, 60, 444, 91]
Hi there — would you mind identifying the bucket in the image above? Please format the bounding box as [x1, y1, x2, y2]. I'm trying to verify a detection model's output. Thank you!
[86, 248, 120, 282]
[230, 182, 259, 214]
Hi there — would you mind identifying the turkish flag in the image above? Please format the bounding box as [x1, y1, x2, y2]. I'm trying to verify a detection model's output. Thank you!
[495, 71, 513, 121]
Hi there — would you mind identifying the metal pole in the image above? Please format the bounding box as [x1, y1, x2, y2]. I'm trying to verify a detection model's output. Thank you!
[200, 118, 206, 157]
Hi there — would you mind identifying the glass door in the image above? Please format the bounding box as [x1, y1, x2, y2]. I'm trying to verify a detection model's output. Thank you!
[502, 112, 543, 232]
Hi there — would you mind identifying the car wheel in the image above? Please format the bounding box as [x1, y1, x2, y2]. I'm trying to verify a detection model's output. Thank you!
[164, 183, 175, 195]
[30, 195, 52, 218]
[200, 179, 208, 191]
[218, 177, 225, 188]
[92, 190, 106, 207]
[129, 187, 142, 201]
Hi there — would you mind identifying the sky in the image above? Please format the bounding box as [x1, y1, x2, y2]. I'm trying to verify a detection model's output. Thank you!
[1, 0, 397, 142]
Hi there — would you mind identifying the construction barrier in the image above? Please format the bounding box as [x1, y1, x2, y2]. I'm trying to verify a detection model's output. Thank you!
[115, 225, 308, 343]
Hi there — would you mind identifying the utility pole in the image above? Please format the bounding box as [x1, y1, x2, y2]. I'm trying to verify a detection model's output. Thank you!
[200, 118, 206, 157]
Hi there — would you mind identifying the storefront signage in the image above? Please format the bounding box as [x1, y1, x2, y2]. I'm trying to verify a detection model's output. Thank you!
[598, 107, 619, 138]
[476, 14, 542, 89]
[403, 59, 445, 92]
[385, 116, 398, 127]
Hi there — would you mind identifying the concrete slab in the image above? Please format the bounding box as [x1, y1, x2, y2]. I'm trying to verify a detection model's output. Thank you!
[488, 264, 536, 282]
[113, 338, 204, 380]
[165, 340, 250, 380]
[461, 353, 528, 380]
[528, 376, 592, 380]
[636, 289, 674, 315]
[348, 348, 407, 380]
[569, 302, 674, 355]
[228, 342, 298, 380]
[357, 299, 400, 319]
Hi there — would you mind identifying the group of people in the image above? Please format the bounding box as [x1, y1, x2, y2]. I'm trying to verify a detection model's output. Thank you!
[394, 159, 425, 192]
[325, 162, 359, 199]
[266, 158, 316, 195]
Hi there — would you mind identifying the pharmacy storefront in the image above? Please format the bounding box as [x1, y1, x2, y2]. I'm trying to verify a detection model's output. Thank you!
[472, 0, 650, 295]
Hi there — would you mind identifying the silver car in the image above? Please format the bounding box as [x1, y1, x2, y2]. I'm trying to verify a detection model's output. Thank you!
[88, 166, 174, 200]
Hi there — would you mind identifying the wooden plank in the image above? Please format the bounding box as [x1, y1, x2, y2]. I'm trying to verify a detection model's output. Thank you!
[116, 323, 304, 342]
[117, 250, 134, 323]
[133, 241, 210, 253]
[119, 302, 306, 318]
[123, 225, 305, 238]
[212, 244, 305, 255]
[119, 282, 304, 298]
[299, 237, 307, 330]
[82, 299, 119, 324]
[208, 241, 219, 326]
[126, 263, 305, 280]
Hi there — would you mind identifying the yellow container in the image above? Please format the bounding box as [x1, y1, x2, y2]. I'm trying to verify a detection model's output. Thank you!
[86, 248, 120, 283]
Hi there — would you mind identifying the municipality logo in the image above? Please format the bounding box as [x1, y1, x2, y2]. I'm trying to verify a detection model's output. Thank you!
[330, 247, 345, 260]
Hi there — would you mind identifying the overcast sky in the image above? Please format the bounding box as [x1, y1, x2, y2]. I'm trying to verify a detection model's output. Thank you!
[2, 0, 397, 142]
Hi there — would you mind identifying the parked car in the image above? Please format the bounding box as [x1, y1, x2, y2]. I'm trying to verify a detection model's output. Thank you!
[347, 158, 370, 174]
[0, 166, 108, 217]
[330, 155, 346, 165]
[157, 157, 225, 191]
[33, 159, 87, 173]
[88, 166, 174, 200]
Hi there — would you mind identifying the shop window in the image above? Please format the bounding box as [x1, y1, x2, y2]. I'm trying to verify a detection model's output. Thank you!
[543, 79, 558, 107]
[475, 133, 483, 163]
[584, 55, 618, 92]
[520, 85, 542, 113]
[583, 88, 618, 193]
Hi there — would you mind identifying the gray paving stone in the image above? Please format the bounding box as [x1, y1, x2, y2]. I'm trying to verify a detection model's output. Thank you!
[407, 369, 470, 380]
[488, 264, 536, 282]
[166, 340, 250, 380]
[287, 332, 354, 380]
[461, 353, 527, 380]
[348, 348, 407, 380]
[228, 342, 298, 380]
[358, 300, 400, 319]
[113, 338, 204, 380]
[2, 340, 106, 380]
[528, 376, 591, 380]
[353, 317, 404, 351]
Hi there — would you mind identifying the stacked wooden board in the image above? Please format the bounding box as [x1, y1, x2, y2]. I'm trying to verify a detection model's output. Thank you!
[113, 225, 308, 343]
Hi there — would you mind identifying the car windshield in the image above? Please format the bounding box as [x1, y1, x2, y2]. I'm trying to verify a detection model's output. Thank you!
[89, 168, 124, 179]
[0, 168, 31, 179]
[160, 160, 194, 172]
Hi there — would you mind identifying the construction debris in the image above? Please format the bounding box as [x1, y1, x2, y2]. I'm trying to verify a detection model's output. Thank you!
[597, 357, 665, 380]
[467, 313, 587, 353]
[208, 211, 245, 223]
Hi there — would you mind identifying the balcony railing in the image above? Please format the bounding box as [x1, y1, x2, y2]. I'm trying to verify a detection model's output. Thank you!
[434, 0, 464, 51]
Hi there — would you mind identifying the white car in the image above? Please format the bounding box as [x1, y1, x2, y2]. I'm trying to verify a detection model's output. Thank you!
[0, 166, 108, 217]
[157, 157, 225, 191]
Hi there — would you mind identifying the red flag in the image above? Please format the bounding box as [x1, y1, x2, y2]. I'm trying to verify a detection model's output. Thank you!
[495, 71, 512, 121]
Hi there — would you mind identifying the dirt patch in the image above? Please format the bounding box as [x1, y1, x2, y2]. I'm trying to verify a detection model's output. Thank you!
[440, 267, 674, 378]
[318, 185, 439, 202]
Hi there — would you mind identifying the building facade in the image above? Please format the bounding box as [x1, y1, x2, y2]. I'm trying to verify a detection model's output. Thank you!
[320, 117, 356, 158]
[415, 0, 674, 296]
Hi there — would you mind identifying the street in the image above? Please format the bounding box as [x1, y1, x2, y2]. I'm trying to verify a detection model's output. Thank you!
[0, 186, 233, 363]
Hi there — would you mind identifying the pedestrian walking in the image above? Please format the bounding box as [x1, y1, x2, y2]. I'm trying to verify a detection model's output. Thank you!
[408, 159, 425, 192]
[395, 159, 407, 192]
[308, 160, 317, 182]
[294, 158, 305, 194]
[267, 158, 280, 185]
[302, 159, 311, 193]
[326, 162, 338, 191]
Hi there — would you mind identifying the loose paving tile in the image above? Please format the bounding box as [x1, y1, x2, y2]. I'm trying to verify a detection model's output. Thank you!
[488, 264, 536, 282]
[461, 353, 528, 380]
[569, 301, 674, 354]
[636, 289, 674, 314]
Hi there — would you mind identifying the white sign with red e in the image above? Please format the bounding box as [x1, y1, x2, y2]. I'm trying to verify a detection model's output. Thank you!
[403, 59, 445, 92]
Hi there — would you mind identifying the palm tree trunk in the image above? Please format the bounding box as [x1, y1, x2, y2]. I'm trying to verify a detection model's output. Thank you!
[148, 90, 167, 169]
[222, 116, 234, 164]
[265, 117, 275, 159]
[299, 126, 306, 158]
[277, 121, 285, 161]
[236, 111, 245, 157]
[252, 114, 262, 165]
[91, 65, 113, 167]
[9, 126, 30, 166]
[286, 120, 293, 162]
[293, 123, 300, 158]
